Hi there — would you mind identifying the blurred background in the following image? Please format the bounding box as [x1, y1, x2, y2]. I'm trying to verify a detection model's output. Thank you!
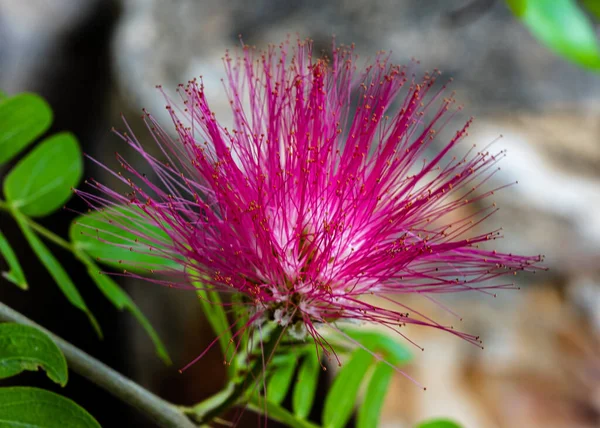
[0, 0, 599, 427]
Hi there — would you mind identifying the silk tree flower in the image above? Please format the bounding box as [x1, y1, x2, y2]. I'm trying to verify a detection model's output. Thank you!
[77, 39, 542, 364]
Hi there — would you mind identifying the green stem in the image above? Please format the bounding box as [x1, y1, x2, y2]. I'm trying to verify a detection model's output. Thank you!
[27, 218, 72, 251]
[0, 200, 71, 252]
[183, 325, 285, 425]
[0, 201, 128, 294]
[0, 301, 196, 428]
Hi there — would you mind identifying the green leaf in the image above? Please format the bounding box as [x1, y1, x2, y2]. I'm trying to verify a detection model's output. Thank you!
[582, 0, 600, 20]
[519, 0, 600, 69]
[323, 348, 373, 428]
[231, 293, 249, 360]
[194, 281, 233, 377]
[4, 132, 82, 217]
[292, 350, 320, 420]
[267, 354, 297, 405]
[341, 328, 412, 366]
[416, 419, 463, 428]
[70, 207, 179, 273]
[80, 256, 171, 365]
[0, 323, 67, 386]
[0, 229, 27, 289]
[247, 395, 319, 428]
[71, 208, 175, 363]
[506, 0, 527, 17]
[11, 209, 100, 336]
[0, 387, 101, 428]
[0, 93, 52, 165]
[356, 362, 394, 428]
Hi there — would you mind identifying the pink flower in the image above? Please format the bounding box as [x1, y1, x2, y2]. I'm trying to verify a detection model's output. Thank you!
[79, 39, 543, 362]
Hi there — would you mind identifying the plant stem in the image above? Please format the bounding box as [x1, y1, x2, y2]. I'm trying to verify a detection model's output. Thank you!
[0, 301, 196, 428]
[27, 218, 72, 251]
[184, 325, 285, 425]
[0, 200, 72, 252]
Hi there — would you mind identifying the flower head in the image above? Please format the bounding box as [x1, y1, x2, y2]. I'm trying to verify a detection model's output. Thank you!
[79, 39, 542, 363]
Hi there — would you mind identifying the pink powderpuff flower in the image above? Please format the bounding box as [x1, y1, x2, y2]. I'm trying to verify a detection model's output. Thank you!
[77, 39, 543, 367]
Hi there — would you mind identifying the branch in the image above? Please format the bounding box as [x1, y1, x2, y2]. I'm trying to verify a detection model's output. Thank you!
[0, 301, 195, 428]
